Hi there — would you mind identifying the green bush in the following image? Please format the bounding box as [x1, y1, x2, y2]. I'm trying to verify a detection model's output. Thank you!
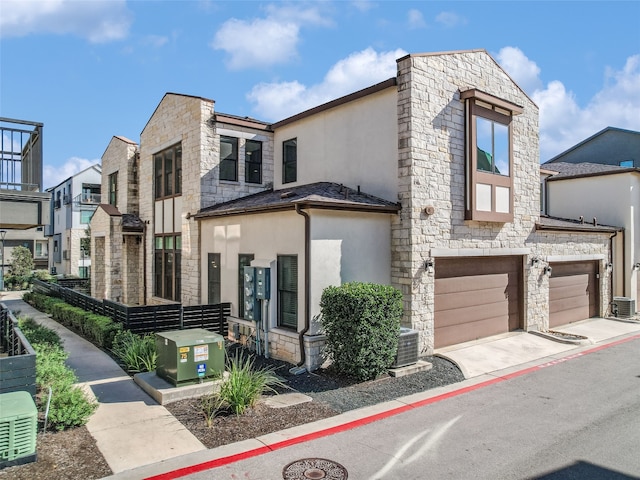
[320, 282, 403, 381]
[218, 349, 286, 415]
[111, 330, 157, 373]
[18, 317, 62, 347]
[84, 313, 122, 349]
[21, 322, 97, 431]
[24, 292, 65, 314]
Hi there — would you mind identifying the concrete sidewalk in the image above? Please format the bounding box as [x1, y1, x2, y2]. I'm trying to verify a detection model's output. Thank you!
[1, 293, 206, 475]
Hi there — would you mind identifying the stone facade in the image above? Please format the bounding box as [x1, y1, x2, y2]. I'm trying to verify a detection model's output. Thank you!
[139, 95, 273, 306]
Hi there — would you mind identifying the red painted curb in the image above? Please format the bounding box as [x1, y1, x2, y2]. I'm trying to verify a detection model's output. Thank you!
[145, 332, 640, 480]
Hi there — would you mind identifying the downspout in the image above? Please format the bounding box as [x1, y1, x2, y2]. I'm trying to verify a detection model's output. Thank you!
[294, 204, 310, 371]
[142, 222, 147, 305]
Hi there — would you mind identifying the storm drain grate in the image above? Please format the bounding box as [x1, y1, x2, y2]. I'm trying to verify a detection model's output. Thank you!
[283, 458, 348, 479]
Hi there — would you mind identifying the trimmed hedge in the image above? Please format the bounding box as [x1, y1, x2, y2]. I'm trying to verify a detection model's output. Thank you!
[24, 292, 122, 349]
[320, 282, 403, 381]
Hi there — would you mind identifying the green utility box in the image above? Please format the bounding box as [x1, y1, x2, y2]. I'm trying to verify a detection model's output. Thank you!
[155, 329, 225, 386]
[0, 391, 37, 468]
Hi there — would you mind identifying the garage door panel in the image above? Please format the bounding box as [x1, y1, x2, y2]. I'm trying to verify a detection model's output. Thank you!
[435, 286, 509, 311]
[434, 256, 522, 349]
[549, 295, 591, 314]
[435, 301, 510, 329]
[436, 317, 511, 349]
[549, 282, 590, 302]
[435, 273, 510, 295]
[549, 274, 590, 290]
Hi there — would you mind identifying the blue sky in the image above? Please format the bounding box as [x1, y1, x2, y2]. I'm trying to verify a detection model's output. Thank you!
[1, 0, 639, 189]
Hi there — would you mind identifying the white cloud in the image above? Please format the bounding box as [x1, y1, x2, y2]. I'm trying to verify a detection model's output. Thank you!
[43, 157, 99, 190]
[211, 5, 333, 70]
[408, 9, 426, 29]
[495, 46, 542, 94]
[0, 0, 133, 43]
[247, 47, 407, 121]
[435, 11, 466, 28]
[533, 54, 640, 160]
[350, 1, 376, 13]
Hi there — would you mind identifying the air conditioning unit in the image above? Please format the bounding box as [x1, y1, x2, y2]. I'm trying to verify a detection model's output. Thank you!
[612, 297, 636, 319]
[391, 327, 419, 368]
[0, 391, 37, 468]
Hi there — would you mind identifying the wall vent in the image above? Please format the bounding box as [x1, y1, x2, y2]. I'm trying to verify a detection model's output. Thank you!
[612, 297, 636, 319]
[391, 328, 419, 368]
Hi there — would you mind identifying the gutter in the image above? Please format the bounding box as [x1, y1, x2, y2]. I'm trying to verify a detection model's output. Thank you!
[293, 204, 311, 371]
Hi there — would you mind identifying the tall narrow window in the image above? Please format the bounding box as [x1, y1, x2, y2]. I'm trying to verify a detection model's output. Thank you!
[108, 173, 118, 206]
[245, 140, 262, 184]
[283, 138, 297, 184]
[220, 136, 238, 181]
[154, 143, 182, 199]
[277, 255, 298, 329]
[208, 253, 221, 304]
[238, 254, 255, 316]
[154, 234, 181, 301]
[461, 89, 522, 222]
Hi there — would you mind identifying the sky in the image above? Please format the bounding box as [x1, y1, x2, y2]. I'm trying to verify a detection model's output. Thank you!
[1, 0, 639, 190]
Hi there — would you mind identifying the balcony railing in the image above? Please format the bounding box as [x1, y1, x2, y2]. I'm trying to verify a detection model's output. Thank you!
[0, 118, 43, 192]
[74, 193, 101, 204]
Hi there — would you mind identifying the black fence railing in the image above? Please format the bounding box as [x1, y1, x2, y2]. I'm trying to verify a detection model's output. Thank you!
[0, 304, 37, 397]
[31, 279, 230, 336]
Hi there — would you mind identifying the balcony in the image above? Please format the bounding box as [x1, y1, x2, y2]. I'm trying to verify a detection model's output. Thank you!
[0, 117, 50, 229]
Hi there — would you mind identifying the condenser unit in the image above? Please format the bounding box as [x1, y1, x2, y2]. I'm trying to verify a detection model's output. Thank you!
[0, 391, 37, 468]
[391, 328, 419, 368]
[612, 297, 636, 319]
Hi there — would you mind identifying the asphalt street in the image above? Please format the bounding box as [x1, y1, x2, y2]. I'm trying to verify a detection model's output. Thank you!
[176, 336, 640, 480]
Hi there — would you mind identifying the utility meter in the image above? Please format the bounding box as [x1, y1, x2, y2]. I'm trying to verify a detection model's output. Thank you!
[255, 267, 271, 300]
[243, 266, 261, 321]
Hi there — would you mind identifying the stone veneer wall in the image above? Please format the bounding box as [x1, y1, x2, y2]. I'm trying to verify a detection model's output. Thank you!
[101, 137, 139, 214]
[90, 208, 123, 302]
[140, 94, 274, 306]
[393, 51, 541, 355]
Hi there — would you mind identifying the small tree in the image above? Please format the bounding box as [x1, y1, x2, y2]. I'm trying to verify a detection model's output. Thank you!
[9, 245, 34, 276]
[81, 226, 91, 256]
[320, 282, 403, 381]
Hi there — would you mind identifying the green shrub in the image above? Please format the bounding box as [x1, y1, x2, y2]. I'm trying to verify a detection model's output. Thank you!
[47, 387, 97, 431]
[20, 319, 98, 431]
[320, 282, 403, 381]
[218, 350, 286, 415]
[18, 317, 62, 347]
[200, 393, 228, 427]
[25, 292, 65, 314]
[111, 330, 157, 373]
[84, 313, 122, 349]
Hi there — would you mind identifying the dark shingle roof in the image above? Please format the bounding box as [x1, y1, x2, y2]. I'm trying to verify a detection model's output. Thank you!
[546, 162, 634, 179]
[122, 213, 144, 232]
[536, 215, 621, 233]
[195, 182, 400, 219]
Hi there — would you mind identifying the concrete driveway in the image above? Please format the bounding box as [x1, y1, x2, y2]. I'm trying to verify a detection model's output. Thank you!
[435, 317, 640, 378]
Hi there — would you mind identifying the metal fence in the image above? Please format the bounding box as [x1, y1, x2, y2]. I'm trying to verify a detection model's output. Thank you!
[31, 279, 230, 336]
[0, 303, 37, 397]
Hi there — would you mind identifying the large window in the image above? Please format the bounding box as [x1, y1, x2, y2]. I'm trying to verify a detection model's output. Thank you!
[154, 144, 182, 199]
[80, 210, 93, 224]
[277, 255, 298, 329]
[220, 136, 238, 182]
[283, 138, 297, 184]
[462, 89, 522, 222]
[238, 254, 255, 316]
[154, 235, 181, 301]
[108, 172, 118, 206]
[245, 140, 262, 184]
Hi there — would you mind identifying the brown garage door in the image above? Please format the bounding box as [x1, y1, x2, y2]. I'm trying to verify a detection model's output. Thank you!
[549, 261, 598, 328]
[435, 256, 522, 348]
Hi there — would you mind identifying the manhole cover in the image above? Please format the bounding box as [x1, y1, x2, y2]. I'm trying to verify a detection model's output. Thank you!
[283, 458, 348, 480]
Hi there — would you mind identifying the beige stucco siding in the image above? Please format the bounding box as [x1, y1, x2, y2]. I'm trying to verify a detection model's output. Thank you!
[547, 173, 637, 300]
[308, 210, 393, 332]
[273, 88, 398, 202]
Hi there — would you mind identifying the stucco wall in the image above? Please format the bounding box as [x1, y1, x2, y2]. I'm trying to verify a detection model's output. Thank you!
[548, 173, 637, 300]
[273, 87, 398, 202]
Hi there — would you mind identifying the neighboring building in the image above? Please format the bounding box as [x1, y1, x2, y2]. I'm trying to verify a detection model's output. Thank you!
[542, 128, 640, 311]
[47, 164, 101, 277]
[0, 227, 49, 272]
[545, 127, 640, 168]
[93, 50, 619, 371]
